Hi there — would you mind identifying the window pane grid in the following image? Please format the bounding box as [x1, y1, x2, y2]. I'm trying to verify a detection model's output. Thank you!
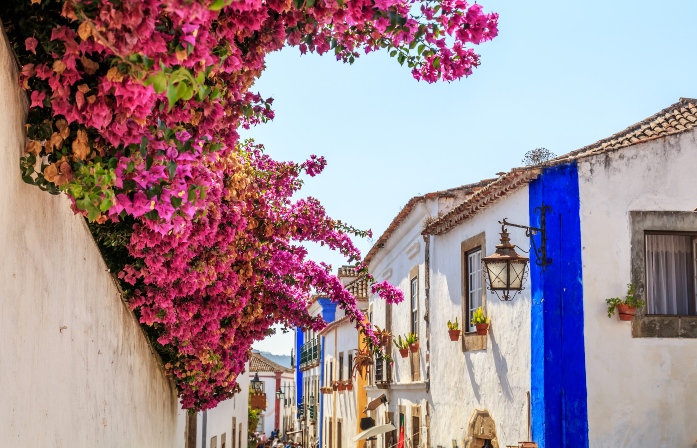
[411, 277, 418, 335]
[467, 249, 482, 332]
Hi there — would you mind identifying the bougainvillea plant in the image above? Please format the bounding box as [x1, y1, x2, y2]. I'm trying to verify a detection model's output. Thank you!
[2, 0, 497, 410]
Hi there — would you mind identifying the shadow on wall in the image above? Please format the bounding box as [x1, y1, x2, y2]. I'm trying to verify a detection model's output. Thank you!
[488, 329, 512, 401]
[463, 352, 481, 403]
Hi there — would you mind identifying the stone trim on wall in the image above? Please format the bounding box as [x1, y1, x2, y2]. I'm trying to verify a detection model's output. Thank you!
[460, 232, 486, 352]
[629, 211, 697, 338]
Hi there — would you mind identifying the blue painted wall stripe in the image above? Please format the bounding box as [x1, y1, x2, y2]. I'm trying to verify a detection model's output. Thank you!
[295, 328, 304, 417]
[529, 162, 588, 448]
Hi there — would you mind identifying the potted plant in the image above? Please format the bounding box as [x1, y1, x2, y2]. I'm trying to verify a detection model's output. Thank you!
[375, 325, 392, 347]
[606, 283, 645, 321]
[336, 380, 346, 391]
[352, 347, 372, 378]
[406, 332, 419, 352]
[393, 335, 409, 358]
[471, 307, 490, 335]
[447, 318, 461, 341]
[343, 380, 353, 391]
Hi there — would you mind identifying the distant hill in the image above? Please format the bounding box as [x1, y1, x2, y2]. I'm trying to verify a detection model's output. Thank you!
[255, 350, 292, 369]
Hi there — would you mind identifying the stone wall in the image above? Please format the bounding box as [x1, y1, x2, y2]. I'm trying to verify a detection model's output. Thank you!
[0, 28, 180, 447]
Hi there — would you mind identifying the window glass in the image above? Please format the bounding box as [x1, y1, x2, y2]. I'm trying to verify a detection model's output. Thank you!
[646, 233, 697, 315]
[467, 248, 483, 332]
[410, 277, 418, 335]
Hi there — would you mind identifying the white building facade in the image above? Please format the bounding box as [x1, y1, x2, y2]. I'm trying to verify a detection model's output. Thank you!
[250, 352, 296, 438]
[364, 98, 697, 448]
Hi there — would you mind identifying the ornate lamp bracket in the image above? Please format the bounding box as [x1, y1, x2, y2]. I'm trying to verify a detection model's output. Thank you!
[499, 204, 552, 270]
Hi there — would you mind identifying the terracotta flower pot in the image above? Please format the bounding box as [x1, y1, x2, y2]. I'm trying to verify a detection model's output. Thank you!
[475, 323, 489, 336]
[346, 382, 353, 391]
[409, 342, 419, 352]
[448, 329, 461, 341]
[617, 304, 637, 321]
[331, 382, 338, 391]
[337, 383, 346, 391]
[399, 348, 409, 358]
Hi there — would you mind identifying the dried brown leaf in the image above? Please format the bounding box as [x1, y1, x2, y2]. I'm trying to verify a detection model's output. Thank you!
[25, 140, 42, 155]
[77, 22, 92, 41]
[80, 56, 99, 75]
[52, 60, 67, 75]
[106, 67, 124, 83]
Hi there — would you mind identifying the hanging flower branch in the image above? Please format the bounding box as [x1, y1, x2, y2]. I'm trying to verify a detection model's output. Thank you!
[2, 0, 497, 410]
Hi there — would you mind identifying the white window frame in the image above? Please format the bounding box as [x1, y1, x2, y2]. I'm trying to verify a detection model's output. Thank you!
[467, 248, 483, 333]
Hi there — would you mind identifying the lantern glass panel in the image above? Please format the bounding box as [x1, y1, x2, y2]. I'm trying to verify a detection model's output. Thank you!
[509, 260, 527, 290]
[485, 260, 509, 290]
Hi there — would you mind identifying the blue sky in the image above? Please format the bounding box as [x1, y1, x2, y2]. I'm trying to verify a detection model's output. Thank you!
[249, 0, 697, 355]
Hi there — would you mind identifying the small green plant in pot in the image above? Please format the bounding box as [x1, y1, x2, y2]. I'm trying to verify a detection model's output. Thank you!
[606, 283, 644, 321]
[447, 318, 461, 341]
[406, 332, 419, 352]
[393, 335, 409, 358]
[471, 307, 490, 335]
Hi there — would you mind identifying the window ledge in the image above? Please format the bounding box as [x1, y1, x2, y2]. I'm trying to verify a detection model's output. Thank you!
[632, 315, 697, 338]
[462, 332, 487, 352]
[388, 381, 427, 391]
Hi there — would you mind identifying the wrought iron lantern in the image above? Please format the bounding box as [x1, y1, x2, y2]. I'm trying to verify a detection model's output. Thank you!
[276, 388, 284, 400]
[482, 206, 551, 301]
[251, 372, 264, 393]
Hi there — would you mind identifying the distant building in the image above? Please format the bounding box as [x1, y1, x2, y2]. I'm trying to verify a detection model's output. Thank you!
[179, 362, 250, 448]
[250, 351, 296, 438]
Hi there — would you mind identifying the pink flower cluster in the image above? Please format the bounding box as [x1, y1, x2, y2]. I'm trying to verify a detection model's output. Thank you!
[16, 0, 496, 410]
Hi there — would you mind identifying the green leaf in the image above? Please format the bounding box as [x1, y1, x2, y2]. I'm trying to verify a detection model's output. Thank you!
[209, 0, 230, 11]
[293, 0, 304, 8]
[99, 198, 113, 212]
[166, 83, 179, 108]
[171, 196, 183, 208]
[397, 53, 406, 66]
[167, 160, 177, 179]
[140, 137, 148, 157]
[417, 44, 425, 55]
[433, 57, 441, 70]
[146, 72, 168, 94]
[144, 210, 159, 220]
[390, 50, 397, 57]
[146, 154, 154, 170]
[306, 0, 315, 7]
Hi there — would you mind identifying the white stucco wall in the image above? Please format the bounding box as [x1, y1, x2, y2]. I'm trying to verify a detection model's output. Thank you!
[366, 199, 454, 448]
[176, 364, 250, 448]
[428, 187, 531, 448]
[578, 129, 697, 446]
[0, 30, 180, 447]
[321, 320, 360, 448]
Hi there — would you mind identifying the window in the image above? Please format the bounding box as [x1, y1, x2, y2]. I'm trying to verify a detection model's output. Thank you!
[221, 433, 226, 448]
[374, 357, 384, 383]
[210, 436, 218, 448]
[410, 276, 418, 335]
[645, 232, 697, 315]
[231, 417, 237, 448]
[411, 407, 421, 448]
[466, 248, 483, 332]
[339, 353, 344, 381]
[347, 353, 353, 378]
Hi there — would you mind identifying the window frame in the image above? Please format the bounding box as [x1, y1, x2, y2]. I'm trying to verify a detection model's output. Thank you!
[465, 247, 484, 333]
[630, 211, 697, 338]
[410, 275, 418, 336]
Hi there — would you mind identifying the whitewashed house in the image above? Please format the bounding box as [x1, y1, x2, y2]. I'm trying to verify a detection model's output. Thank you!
[363, 182, 492, 448]
[425, 97, 697, 448]
[250, 352, 296, 438]
[366, 98, 697, 448]
[178, 365, 251, 448]
[319, 270, 369, 448]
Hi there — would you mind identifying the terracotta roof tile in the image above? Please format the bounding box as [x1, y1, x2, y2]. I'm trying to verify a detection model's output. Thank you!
[422, 98, 697, 236]
[345, 275, 368, 299]
[363, 178, 495, 266]
[249, 351, 293, 373]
